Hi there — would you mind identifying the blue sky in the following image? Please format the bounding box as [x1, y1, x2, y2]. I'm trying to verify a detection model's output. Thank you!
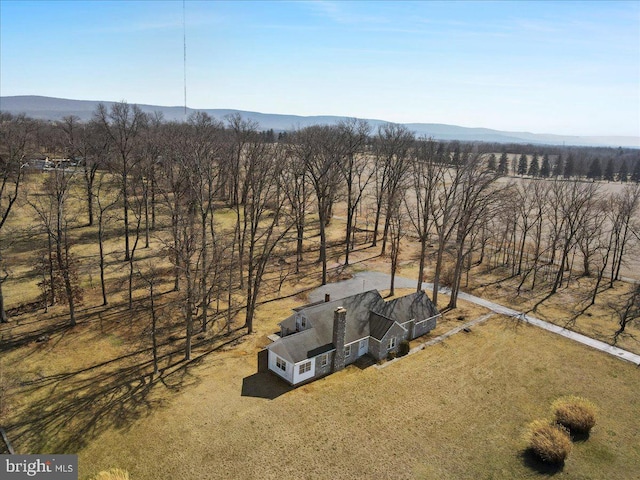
[1, 0, 639, 136]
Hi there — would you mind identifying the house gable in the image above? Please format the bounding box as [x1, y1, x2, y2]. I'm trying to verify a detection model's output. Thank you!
[379, 290, 438, 325]
[368, 320, 407, 360]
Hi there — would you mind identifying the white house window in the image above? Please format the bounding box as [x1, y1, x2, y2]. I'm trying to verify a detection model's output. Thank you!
[276, 356, 287, 371]
[388, 337, 396, 350]
[320, 354, 328, 367]
[299, 361, 311, 374]
[301, 316, 306, 328]
[344, 345, 351, 357]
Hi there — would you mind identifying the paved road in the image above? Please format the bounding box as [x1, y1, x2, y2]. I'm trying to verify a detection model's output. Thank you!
[308, 271, 640, 366]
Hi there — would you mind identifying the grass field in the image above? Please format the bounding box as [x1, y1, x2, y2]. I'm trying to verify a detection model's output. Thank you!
[73, 317, 639, 480]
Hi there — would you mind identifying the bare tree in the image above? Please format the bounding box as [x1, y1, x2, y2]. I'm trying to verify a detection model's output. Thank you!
[608, 184, 640, 287]
[281, 140, 310, 273]
[513, 184, 536, 276]
[0, 113, 36, 322]
[371, 123, 413, 253]
[171, 200, 199, 360]
[586, 197, 616, 305]
[243, 143, 294, 333]
[447, 152, 502, 309]
[95, 102, 147, 261]
[515, 181, 550, 292]
[157, 121, 190, 291]
[94, 172, 120, 306]
[157, 117, 228, 357]
[138, 264, 161, 375]
[126, 160, 146, 310]
[388, 195, 406, 297]
[226, 114, 260, 288]
[181, 112, 225, 332]
[336, 118, 372, 265]
[139, 113, 165, 248]
[613, 283, 640, 341]
[155, 122, 201, 359]
[60, 116, 107, 227]
[550, 180, 600, 294]
[406, 138, 444, 291]
[294, 125, 342, 285]
[29, 165, 82, 326]
[430, 151, 467, 307]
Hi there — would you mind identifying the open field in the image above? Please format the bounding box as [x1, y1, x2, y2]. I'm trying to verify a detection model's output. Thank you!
[73, 317, 639, 480]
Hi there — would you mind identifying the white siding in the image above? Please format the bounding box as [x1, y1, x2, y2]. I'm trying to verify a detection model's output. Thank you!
[268, 350, 294, 384]
[292, 358, 315, 384]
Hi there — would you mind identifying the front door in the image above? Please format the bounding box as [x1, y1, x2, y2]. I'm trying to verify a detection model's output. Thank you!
[358, 339, 368, 356]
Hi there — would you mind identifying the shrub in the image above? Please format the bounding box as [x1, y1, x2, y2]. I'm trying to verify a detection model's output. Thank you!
[527, 420, 572, 464]
[552, 396, 597, 434]
[440, 263, 455, 288]
[398, 340, 410, 357]
[92, 469, 130, 480]
[387, 351, 396, 360]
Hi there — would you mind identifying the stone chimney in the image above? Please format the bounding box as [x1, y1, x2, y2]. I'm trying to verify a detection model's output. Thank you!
[325, 293, 331, 303]
[332, 307, 347, 372]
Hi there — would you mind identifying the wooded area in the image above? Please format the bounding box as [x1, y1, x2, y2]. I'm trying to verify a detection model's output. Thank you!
[1, 104, 639, 363]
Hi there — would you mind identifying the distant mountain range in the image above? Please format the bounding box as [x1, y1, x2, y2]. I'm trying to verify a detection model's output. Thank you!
[1, 95, 638, 148]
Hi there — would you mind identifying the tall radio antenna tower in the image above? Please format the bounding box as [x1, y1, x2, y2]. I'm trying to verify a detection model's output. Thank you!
[183, 0, 187, 118]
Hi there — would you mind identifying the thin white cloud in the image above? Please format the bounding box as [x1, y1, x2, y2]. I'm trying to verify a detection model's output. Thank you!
[304, 0, 389, 25]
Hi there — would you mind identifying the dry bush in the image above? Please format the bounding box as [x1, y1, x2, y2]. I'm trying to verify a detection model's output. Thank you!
[552, 396, 597, 434]
[439, 263, 455, 288]
[527, 420, 572, 464]
[91, 469, 130, 480]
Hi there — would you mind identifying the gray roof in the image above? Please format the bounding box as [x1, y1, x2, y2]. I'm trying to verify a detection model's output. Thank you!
[377, 290, 439, 323]
[368, 312, 395, 340]
[268, 289, 438, 363]
[268, 329, 334, 364]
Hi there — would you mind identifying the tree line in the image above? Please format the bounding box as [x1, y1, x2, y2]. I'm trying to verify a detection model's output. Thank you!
[480, 150, 640, 182]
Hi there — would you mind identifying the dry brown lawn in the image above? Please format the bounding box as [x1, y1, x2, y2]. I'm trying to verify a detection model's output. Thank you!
[73, 316, 639, 480]
[466, 268, 640, 355]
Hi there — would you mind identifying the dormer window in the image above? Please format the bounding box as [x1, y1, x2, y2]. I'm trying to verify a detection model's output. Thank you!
[296, 313, 307, 330]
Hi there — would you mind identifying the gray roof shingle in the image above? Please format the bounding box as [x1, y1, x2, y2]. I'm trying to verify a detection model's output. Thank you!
[378, 290, 439, 323]
[368, 312, 395, 340]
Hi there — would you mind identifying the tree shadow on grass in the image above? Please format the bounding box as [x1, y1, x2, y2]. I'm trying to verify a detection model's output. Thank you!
[520, 448, 565, 475]
[5, 329, 246, 454]
[7, 355, 192, 454]
[526, 289, 557, 315]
